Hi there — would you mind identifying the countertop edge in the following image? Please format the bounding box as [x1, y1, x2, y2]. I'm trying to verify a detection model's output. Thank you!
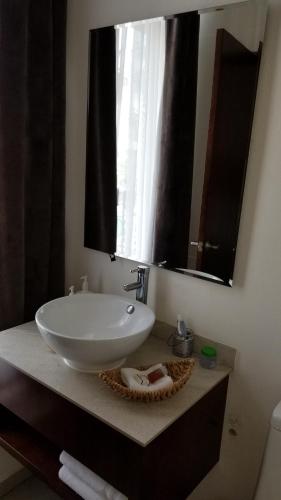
[0, 353, 231, 447]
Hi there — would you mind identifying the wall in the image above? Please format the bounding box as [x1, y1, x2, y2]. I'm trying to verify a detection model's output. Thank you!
[66, 1, 281, 499]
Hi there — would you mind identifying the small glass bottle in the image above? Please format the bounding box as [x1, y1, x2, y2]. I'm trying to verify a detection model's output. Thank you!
[199, 346, 217, 369]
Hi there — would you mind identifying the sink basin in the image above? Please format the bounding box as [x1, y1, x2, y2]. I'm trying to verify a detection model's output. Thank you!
[35, 293, 155, 372]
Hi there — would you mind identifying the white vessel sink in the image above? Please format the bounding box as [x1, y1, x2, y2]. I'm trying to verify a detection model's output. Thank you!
[35, 293, 155, 372]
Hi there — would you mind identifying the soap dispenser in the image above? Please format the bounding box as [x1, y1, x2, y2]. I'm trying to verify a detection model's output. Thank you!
[80, 275, 89, 293]
[78, 275, 93, 294]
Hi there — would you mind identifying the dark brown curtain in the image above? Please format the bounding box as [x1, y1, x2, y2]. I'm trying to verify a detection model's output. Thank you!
[0, 0, 66, 329]
[153, 12, 200, 269]
[84, 27, 117, 254]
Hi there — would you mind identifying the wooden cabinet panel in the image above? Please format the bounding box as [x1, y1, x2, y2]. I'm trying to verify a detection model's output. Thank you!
[0, 358, 228, 500]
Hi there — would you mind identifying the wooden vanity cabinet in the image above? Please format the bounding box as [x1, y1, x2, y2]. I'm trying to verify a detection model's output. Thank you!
[0, 358, 228, 500]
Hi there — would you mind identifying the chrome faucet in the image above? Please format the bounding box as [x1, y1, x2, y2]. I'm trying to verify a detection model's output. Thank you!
[123, 265, 150, 304]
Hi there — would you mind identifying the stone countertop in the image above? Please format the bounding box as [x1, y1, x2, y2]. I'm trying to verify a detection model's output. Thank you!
[0, 322, 231, 447]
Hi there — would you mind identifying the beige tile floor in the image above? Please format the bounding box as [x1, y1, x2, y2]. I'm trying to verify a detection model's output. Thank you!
[1, 477, 61, 500]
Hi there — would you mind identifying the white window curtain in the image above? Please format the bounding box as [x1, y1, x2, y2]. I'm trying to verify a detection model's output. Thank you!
[116, 18, 166, 262]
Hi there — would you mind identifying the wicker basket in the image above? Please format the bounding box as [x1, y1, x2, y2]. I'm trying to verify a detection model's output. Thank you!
[99, 358, 195, 402]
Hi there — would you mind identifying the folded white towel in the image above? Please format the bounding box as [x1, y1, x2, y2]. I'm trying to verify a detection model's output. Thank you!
[59, 451, 127, 500]
[121, 363, 173, 392]
[59, 465, 106, 500]
[60, 451, 105, 493]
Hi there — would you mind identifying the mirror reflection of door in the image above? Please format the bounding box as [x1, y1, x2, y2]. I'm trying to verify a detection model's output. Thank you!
[195, 29, 261, 285]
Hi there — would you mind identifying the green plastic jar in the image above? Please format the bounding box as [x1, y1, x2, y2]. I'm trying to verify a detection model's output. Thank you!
[200, 346, 217, 369]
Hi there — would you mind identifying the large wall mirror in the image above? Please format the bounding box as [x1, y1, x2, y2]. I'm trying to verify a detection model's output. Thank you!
[84, 1, 266, 286]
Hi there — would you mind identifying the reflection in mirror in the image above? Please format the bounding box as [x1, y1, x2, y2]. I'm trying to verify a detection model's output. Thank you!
[116, 16, 166, 263]
[84, 2, 266, 286]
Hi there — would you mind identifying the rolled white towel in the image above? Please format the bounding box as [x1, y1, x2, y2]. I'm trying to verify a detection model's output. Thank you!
[59, 465, 106, 500]
[59, 451, 127, 500]
[104, 483, 127, 500]
[60, 451, 105, 493]
[121, 363, 173, 392]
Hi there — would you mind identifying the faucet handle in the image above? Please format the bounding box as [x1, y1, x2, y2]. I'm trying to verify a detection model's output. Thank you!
[125, 265, 150, 304]
[130, 267, 139, 274]
[130, 265, 149, 274]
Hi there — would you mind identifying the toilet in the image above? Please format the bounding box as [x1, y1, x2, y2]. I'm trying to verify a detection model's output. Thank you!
[254, 401, 281, 499]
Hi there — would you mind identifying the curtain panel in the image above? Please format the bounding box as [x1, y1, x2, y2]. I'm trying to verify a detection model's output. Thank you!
[153, 12, 200, 269]
[115, 18, 166, 263]
[0, 0, 66, 329]
[84, 27, 117, 254]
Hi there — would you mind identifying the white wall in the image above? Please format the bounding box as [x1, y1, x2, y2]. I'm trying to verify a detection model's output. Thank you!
[66, 1, 281, 499]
